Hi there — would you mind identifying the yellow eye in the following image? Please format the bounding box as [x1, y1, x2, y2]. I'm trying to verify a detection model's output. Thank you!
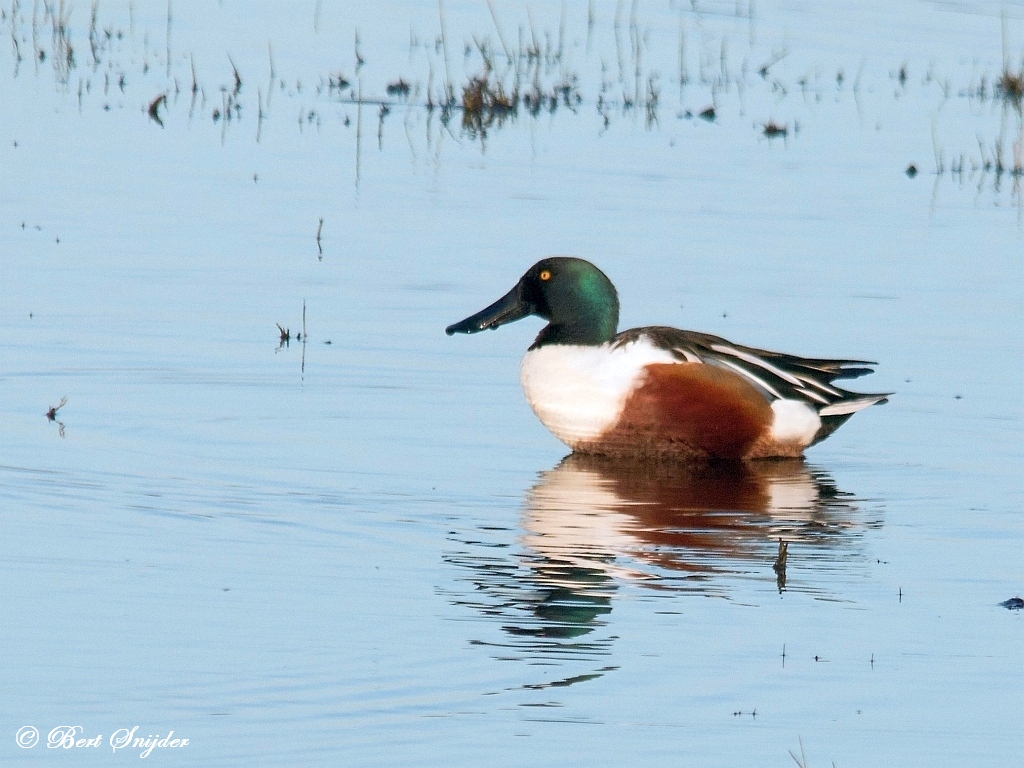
[539, 270, 551, 281]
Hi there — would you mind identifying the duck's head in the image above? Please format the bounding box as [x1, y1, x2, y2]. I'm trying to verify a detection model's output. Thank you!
[445, 257, 620, 347]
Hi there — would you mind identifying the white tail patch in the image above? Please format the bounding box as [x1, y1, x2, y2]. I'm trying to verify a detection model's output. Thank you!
[769, 399, 821, 445]
[819, 395, 888, 416]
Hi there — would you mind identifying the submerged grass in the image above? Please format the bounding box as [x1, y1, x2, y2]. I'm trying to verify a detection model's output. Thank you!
[1, 0, 1021, 215]
[461, 67, 517, 137]
[997, 65, 1023, 107]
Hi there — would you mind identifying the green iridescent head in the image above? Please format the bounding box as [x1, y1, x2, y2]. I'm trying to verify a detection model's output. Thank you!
[445, 257, 620, 347]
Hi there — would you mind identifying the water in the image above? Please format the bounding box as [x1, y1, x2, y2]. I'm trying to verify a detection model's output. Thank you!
[1, 1, 1021, 765]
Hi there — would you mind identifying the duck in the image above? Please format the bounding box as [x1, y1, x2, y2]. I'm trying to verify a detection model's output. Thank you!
[446, 257, 889, 460]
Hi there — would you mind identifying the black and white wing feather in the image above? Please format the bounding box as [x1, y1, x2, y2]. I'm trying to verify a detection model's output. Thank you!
[613, 326, 891, 418]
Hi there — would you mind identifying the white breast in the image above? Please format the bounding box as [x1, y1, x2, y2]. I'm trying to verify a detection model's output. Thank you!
[519, 339, 677, 449]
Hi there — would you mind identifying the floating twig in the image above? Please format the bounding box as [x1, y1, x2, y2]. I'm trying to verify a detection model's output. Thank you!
[772, 538, 789, 592]
[46, 396, 68, 421]
[759, 49, 788, 79]
[301, 300, 307, 374]
[788, 736, 809, 768]
[148, 93, 167, 126]
[227, 54, 242, 95]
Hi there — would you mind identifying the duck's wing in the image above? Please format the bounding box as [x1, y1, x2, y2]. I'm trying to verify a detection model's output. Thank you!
[612, 326, 891, 417]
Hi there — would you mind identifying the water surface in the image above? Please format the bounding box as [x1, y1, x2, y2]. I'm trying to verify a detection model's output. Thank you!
[1, 1, 1021, 765]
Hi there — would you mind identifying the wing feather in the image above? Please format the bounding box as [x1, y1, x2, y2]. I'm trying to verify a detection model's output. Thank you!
[613, 326, 891, 413]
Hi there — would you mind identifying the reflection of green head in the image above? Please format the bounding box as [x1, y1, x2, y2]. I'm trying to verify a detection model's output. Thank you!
[534, 583, 614, 637]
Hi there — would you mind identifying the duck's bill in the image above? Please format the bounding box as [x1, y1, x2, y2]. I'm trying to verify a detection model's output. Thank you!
[445, 282, 535, 335]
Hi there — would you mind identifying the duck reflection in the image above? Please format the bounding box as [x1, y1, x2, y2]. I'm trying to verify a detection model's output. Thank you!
[448, 456, 874, 679]
[522, 454, 864, 588]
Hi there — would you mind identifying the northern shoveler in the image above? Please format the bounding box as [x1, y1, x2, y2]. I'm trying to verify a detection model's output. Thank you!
[446, 257, 889, 460]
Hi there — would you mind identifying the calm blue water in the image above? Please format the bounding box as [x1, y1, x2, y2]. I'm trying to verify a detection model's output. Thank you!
[1, 1, 1021, 765]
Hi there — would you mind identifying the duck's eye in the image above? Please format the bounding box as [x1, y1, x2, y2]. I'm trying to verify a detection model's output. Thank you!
[539, 270, 551, 281]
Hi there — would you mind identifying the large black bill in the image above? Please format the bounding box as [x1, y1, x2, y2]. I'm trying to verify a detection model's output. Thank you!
[445, 282, 535, 335]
